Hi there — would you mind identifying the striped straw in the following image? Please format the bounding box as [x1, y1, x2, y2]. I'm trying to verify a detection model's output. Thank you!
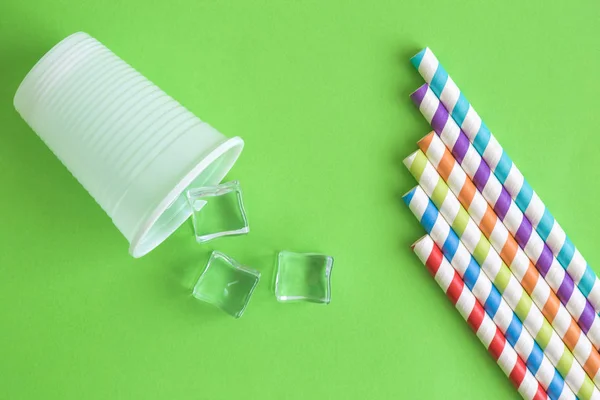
[410, 48, 600, 313]
[404, 186, 595, 399]
[412, 235, 548, 400]
[405, 146, 600, 386]
[411, 230, 566, 400]
[410, 85, 600, 348]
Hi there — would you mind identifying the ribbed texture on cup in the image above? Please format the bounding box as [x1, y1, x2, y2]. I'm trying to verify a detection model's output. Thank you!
[14, 32, 238, 249]
[16, 34, 203, 210]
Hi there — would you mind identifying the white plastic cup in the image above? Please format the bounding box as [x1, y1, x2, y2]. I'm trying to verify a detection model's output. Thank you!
[14, 32, 244, 257]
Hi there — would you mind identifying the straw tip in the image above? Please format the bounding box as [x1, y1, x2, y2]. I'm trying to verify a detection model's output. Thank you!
[410, 234, 429, 250]
[417, 132, 436, 150]
[410, 48, 428, 68]
[402, 187, 417, 205]
[403, 150, 419, 168]
[409, 83, 429, 105]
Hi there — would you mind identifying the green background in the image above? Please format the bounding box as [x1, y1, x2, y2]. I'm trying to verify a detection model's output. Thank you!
[1, 1, 599, 398]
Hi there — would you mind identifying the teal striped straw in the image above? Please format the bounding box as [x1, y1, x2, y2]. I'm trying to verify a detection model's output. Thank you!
[410, 48, 600, 314]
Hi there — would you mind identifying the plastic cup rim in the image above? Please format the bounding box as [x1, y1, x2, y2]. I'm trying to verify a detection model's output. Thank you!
[128, 136, 244, 257]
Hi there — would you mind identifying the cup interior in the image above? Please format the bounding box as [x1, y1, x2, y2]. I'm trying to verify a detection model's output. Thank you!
[129, 137, 244, 258]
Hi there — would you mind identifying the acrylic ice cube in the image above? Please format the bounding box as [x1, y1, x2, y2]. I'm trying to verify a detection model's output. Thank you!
[275, 251, 333, 304]
[186, 180, 249, 243]
[193, 251, 260, 318]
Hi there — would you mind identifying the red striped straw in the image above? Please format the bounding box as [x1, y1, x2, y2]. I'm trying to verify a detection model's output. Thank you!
[412, 235, 548, 400]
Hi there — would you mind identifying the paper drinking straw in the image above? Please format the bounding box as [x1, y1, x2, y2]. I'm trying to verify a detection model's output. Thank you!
[405, 146, 600, 386]
[410, 48, 600, 314]
[403, 186, 595, 399]
[412, 231, 566, 400]
[412, 235, 548, 400]
[410, 85, 600, 347]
